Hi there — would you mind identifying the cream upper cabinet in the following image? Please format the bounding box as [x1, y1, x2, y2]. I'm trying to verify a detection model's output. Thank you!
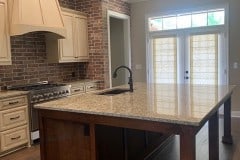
[0, 0, 11, 65]
[46, 8, 89, 63]
[75, 15, 88, 60]
[59, 12, 75, 61]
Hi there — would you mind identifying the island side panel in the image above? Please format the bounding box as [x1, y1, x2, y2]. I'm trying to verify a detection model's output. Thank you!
[37, 109, 201, 160]
[38, 110, 91, 160]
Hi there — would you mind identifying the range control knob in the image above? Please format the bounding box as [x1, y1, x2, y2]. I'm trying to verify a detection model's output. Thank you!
[38, 95, 43, 99]
[44, 94, 49, 98]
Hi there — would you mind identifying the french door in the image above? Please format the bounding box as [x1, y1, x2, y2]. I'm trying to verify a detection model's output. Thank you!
[148, 31, 227, 85]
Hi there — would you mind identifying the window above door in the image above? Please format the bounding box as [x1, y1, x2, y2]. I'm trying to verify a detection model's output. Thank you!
[148, 8, 225, 32]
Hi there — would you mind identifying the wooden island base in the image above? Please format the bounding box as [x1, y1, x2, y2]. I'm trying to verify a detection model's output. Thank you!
[38, 110, 170, 160]
[36, 83, 234, 160]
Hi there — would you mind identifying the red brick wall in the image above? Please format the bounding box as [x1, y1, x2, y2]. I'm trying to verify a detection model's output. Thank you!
[58, 0, 76, 10]
[76, 0, 130, 88]
[0, 0, 130, 90]
[76, 0, 104, 87]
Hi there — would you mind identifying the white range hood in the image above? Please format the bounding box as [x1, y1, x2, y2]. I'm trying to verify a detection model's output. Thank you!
[8, 0, 66, 38]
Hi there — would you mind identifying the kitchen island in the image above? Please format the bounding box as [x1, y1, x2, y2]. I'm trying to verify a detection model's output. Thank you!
[35, 83, 235, 160]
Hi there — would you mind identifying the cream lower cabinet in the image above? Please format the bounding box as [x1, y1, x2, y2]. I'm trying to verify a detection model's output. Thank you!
[67, 80, 99, 95]
[46, 8, 89, 63]
[0, 95, 30, 157]
[0, 0, 11, 65]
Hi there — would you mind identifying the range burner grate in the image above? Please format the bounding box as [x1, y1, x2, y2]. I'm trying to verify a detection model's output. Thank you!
[7, 82, 66, 91]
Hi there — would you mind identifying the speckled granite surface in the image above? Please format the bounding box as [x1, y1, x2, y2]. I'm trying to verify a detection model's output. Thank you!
[0, 90, 28, 99]
[35, 83, 235, 126]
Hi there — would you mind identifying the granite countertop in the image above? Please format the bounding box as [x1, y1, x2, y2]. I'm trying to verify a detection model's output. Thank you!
[35, 83, 235, 126]
[0, 90, 29, 99]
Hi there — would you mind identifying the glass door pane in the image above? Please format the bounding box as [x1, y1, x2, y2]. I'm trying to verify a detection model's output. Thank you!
[152, 37, 177, 83]
[189, 34, 218, 85]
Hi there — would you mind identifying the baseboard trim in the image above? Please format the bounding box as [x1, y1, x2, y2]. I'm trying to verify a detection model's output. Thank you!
[232, 111, 240, 118]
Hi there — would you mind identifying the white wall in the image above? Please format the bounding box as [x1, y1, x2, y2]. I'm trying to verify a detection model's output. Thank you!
[130, 0, 240, 111]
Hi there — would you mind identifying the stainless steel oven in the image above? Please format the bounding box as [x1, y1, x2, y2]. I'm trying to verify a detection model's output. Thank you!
[7, 82, 71, 144]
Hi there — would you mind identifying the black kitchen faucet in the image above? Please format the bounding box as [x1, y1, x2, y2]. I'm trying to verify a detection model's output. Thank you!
[113, 65, 133, 92]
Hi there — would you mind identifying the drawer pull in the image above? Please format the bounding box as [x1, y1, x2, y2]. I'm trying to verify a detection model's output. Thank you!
[73, 89, 81, 92]
[10, 116, 20, 120]
[11, 136, 21, 140]
[87, 86, 94, 89]
[8, 101, 19, 105]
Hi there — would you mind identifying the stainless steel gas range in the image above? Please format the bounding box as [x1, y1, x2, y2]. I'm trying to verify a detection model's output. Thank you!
[7, 81, 71, 144]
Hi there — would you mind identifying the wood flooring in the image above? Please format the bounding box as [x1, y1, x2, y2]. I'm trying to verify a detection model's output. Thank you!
[1, 117, 240, 160]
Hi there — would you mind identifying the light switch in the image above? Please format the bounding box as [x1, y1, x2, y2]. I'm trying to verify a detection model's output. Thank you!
[135, 64, 142, 70]
[233, 62, 238, 69]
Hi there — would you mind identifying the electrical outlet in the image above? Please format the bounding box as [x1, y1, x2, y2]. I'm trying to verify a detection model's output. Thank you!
[71, 72, 76, 77]
[135, 64, 142, 70]
[233, 62, 238, 69]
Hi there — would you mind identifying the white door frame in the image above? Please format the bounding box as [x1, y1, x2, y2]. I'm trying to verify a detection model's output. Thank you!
[107, 10, 131, 88]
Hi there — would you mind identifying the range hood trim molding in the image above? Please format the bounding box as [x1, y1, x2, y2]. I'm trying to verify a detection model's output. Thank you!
[8, 0, 66, 38]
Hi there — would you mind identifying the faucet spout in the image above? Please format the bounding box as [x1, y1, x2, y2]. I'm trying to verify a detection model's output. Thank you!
[113, 65, 133, 92]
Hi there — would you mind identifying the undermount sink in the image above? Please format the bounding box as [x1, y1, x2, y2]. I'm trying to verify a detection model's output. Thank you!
[97, 88, 130, 95]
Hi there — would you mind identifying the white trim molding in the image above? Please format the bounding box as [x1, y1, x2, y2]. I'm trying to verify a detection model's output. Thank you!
[107, 10, 131, 88]
[232, 111, 240, 118]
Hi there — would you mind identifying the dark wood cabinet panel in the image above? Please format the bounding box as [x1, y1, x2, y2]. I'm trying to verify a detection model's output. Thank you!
[95, 125, 169, 160]
[39, 110, 172, 160]
[95, 125, 125, 160]
[41, 119, 90, 160]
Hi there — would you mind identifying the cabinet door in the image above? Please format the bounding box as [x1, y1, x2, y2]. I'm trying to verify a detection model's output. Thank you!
[59, 12, 75, 62]
[75, 15, 89, 60]
[0, 0, 11, 65]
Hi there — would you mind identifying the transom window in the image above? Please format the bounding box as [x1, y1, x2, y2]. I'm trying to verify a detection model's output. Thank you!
[149, 8, 225, 32]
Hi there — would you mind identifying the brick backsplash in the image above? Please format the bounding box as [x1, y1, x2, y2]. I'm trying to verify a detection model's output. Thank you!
[0, 32, 87, 90]
[0, 0, 130, 90]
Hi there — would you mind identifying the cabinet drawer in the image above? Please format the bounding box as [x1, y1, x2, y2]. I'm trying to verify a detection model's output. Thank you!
[85, 83, 98, 92]
[71, 86, 85, 95]
[0, 125, 29, 152]
[0, 96, 27, 111]
[0, 106, 28, 131]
